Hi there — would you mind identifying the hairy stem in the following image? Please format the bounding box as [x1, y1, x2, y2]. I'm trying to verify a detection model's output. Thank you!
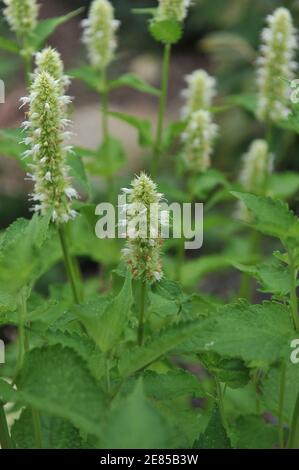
[152, 43, 171, 177]
[278, 360, 287, 449]
[0, 403, 13, 449]
[288, 392, 299, 449]
[138, 281, 147, 347]
[58, 225, 81, 304]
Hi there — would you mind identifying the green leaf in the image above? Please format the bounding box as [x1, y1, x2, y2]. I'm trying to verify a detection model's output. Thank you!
[68, 66, 102, 92]
[268, 172, 299, 200]
[200, 352, 250, 389]
[96, 137, 126, 177]
[194, 408, 231, 449]
[75, 272, 133, 353]
[191, 169, 230, 199]
[109, 73, 160, 96]
[0, 36, 20, 54]
[232, 192, 299, 241]
[231, 415, 277, 449]
[30, 8, 84, 50]
[132, 8, 157, 16]
[67, 153, 91, 196]
[143, 370, 204, 401]
[109, 111, 153, 147]
[103, 379, 169, 448]
[0, 345, 105, 438]
[179, 301, 294, 363]
[233, 259, 291, 297]
[262, 362, 299, 424]
[149, 19, 183, 44]
[162, 120, 186, 150]
[118, 319, 203, 377]
[12, 409, 88, 449]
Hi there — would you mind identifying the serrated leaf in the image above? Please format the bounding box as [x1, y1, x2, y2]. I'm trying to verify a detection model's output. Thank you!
[179, 301, 294, 362]
[149, 19, 182, 44]
[12, 409, 88, 449]
[30, 9, 84, 50]
[0, 128, 26, 163]
[103, 379, 169, 448]
[233, 259, 291, 297]
[109, 73, 160, 96]
[226, 93, 257, 114]
[232, 192, 299, 241]
[75, 272, 132, 353]
[0, 346, 105, 438]
[268, 172, 299, 200]
[200, 352, 250, 388]
[143, 370, 203, 401]
[109, 111, 153, 147]
[194, 408, 231, 449]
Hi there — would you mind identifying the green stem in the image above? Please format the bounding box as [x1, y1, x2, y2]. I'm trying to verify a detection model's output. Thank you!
[58, 225, 81, 304]
[31, 409, 43, 449]
[13, 289, 28, 384]
[278, 361, 287, 449]
[152, 43, 171, 177]
[215, 378, 228, 433]
[101, 67, 109, 140]
[105, 356, 111, 396]
[288, 392, 299, 449]
[288, 249, 299, 331]
[138, 281, 147, 346]
[0, 403, 13, 449]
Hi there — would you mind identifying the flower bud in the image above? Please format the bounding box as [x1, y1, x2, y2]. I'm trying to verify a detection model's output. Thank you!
[34, 47, 70, 92]
[121, 173, 168, 283]
[157, 0, 191, 22]
[81, 0, 120, 70]
[3, 0, 39, 38]
[182, 110, 218, 173]
[182, 69, 216, 118]
[21, 71, 78, 224]
[257, 7, 297, 122]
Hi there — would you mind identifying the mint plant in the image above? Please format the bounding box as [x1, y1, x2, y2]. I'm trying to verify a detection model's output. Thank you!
[0, 0, 299, 451]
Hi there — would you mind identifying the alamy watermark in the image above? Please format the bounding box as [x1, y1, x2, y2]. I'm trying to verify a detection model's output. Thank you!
[0, 80, 5, 104]
[95, 195, 204, 250]
[290, 339, 299, 365]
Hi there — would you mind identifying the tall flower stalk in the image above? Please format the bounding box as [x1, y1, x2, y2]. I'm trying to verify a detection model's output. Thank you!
[121, 173, 168, 345]
[3, 0, 40, 84]
[256, 8, 297, 131]
[151, 0, 191, 177]
[81, 0, 120, 200]
[21, 70, 81, 303]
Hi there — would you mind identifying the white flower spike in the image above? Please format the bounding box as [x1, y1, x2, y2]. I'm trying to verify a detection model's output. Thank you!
[157, 0, 191, 22]
[257, 7, 297, 122]
[3, 0, 39, 38]
[81, 0, 120, 70]
[22, 71, 78, 224]
[182, 69, 217, 119]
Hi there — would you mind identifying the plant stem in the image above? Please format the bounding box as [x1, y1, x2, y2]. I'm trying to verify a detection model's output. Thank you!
[13, 289, 28, 384]
[138, 281, 147, 346]
[105, 356, 111, 396]
[288, 392, 299, 449]
[152, 43, 171, 177]
[31, 409, 43, 449]
[58, 225, 81, 304]
[288, 249, 299, 331]
[278, 360, 287, 449]
[0, 403, 13, 449]
[215, 378, 228, 433]
[101, 68, 115, 203]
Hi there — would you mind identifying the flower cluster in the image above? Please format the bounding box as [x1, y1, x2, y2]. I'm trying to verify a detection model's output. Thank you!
[182, 110, 218, 173]
[3, 0, 39, 38]
[81, 0, 120, 70]
[157, 0, 191, 22]
[239, 139, 273, 194]
[121, 173, 168, 283]
[21, 71, 78, 223]
[34, 47, 70, 93]
[257, 7, 297, 122]
[181, 69, 217, 118]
